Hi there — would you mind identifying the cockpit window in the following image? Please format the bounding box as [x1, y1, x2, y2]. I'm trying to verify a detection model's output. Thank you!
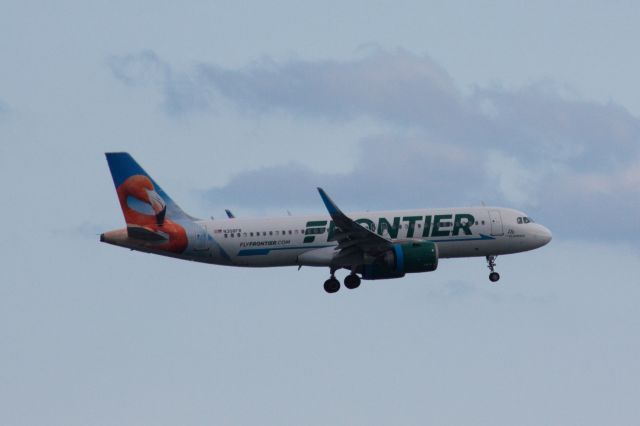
[518, 216, 535, 224]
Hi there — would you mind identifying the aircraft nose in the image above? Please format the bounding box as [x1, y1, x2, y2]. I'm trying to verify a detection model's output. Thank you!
[536, 225, 552, 246]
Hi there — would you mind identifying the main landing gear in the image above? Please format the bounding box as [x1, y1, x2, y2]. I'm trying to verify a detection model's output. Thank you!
[324, 269, 361, 293]
[344, 273, 361, 290]
[486, 255, 500, 282]
[323, 276, 340, 293]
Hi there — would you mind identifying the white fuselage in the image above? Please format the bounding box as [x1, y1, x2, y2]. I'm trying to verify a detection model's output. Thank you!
[159, 206, 552, 267]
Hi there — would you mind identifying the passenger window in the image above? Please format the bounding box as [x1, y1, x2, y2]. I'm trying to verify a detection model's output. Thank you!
[517, 217, 523, 224]
[224, 234, 228, 238]
[237, 233, 241, 238]
[482, 220, 485, 225]
[269, 231, 273, 236]
[263, 232, 266, 236]
[288, 230, 292, 235]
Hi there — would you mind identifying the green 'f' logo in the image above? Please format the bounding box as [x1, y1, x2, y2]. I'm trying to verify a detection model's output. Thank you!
[304, 220, 327, 243]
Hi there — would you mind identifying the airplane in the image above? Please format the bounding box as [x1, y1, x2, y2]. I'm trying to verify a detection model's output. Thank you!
[100, 152, 552, 293]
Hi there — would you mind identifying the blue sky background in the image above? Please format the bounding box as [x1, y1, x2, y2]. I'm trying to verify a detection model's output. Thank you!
[1, 1, 639, 425]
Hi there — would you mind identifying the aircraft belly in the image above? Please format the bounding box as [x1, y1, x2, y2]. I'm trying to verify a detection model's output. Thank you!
[232, 248, 304, 267]
[436, 238, 499, 258]
[437, 241, 483, 258]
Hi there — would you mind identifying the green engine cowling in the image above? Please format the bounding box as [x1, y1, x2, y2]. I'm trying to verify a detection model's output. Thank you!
[361, 241, 439, 280]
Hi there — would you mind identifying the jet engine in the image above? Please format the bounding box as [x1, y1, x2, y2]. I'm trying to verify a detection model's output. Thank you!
[360, 241, 439, 280]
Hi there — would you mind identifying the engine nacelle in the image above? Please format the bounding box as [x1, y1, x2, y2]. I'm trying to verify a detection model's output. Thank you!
[361, 241, 439, 280]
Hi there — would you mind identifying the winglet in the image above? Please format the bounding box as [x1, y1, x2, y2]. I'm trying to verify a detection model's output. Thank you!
[317, 187, 341, 216]
[225, 209, 236, 218]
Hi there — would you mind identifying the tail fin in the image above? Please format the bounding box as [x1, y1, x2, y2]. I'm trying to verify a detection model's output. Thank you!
[105, 152, 195, 227]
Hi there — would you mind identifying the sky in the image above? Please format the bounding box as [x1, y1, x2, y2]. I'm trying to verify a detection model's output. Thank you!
[1, 1, 639, 425]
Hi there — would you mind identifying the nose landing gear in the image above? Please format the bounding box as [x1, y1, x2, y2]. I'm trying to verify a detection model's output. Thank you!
[486, 255, 500, 282]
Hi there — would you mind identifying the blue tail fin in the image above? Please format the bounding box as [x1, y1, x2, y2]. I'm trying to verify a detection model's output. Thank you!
[105, 152, 195, 226]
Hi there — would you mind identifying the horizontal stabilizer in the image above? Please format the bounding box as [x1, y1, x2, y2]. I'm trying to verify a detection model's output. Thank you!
[127, 225, 168, 241]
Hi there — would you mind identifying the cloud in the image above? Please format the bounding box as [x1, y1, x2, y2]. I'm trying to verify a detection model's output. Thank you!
[108, 50, 209, 115]
[471, 82, 640, 174]
[198, 48, 468, 131]
[111, 48, 639, 169]
[111, 49, 640, 240]
[205, 134, 484, 213]
[484, 150, 541, 206]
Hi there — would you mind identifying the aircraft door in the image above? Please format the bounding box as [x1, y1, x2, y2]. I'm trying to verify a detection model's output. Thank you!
[489, 210, 504, 236]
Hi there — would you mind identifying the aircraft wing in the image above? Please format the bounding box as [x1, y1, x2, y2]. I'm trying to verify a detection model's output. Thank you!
[317, 188, 392, 256]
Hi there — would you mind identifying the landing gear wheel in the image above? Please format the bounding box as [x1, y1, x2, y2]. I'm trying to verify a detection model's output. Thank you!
[486, 255, 500, 283]
[324, 277, 340, 293]
[344, 274, 361, 290]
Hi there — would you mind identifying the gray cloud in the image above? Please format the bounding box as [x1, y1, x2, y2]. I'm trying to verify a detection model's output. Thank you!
[111, 49, 640, 240]
[471, 82, 640, 173]
[108, 50, 209, 115]
[206, 134, 483, 211]
[204, 136, 636, 240]
[113, 48, 639, 169]
[198, 49, 469, 132]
